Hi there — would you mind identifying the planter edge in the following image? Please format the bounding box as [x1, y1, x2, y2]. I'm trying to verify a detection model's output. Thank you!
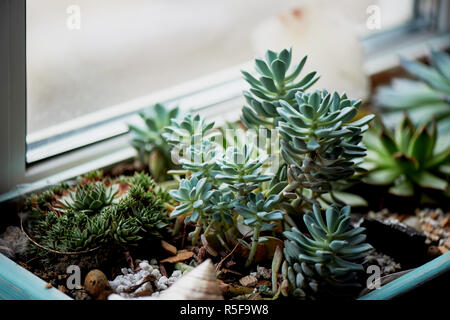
[358, 252, 450, 300]
[0, 253, 72, 300]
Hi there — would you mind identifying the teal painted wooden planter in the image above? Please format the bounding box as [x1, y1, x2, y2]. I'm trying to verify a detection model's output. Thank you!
[1, 250, 448, 300]
[0, 253, 71, 300]
[358, 251, 450, 300]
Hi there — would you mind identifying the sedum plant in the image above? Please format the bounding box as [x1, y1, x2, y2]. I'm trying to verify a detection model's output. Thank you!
[241, 48, 319, 129]
[234, 193, 284, 267]
[163, 113, 222, 181]
[362, 115, 450, 197]
[374, 49, 450, 147]
[283, 205, 372, 298]
[128, 103, 181, 181]
[277, 90, 374, 206]
[26, 172, 169, 259]
[165, 49, 373, 299]
[215, 145, 272, 196]
[169, 176, 215, 245]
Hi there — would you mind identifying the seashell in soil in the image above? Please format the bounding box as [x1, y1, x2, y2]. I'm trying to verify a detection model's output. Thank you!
[159, 259, 223, 300]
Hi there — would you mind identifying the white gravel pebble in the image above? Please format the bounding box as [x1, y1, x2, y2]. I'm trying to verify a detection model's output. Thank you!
[109, 259, 183, 298]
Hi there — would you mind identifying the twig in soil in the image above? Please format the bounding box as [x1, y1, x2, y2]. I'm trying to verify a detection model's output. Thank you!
[159, 264, 168, 277]
[215, 231, 252, 273]
[20, 215, 100, 255]
[124, 251, 135, 269]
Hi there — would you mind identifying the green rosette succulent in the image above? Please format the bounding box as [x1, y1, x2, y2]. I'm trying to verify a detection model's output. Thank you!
[241, 48, 320, 129]
[283, 204, 372, 298]
[234, 193, 284, 267]
[58, 182, 118, 214]
[375, 49, 450, 147]
[169, 176, 216, 244]
[163, 113, 223, 181]
[128, 103, 181, 180]
[362, 115, 450, 197]
[163, 113, 217, 147]
[215, 145, 272, 196]
[179, 141, 222, 182]
[277, 90, 374, 203]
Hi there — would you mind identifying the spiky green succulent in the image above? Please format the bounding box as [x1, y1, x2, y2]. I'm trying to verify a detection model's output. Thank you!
[283, 205, 372, 298]
[362, 115, 450, 197]
[277, 90, 374, 204]
[128, 103, 181, 180]
[375, 50, 450, 149]
[234, 193, 284, 267]
[27, 172, 169, 259]
[215, 145, 272, 196]
[241, 48, 320, 129]
[58, 182, 117, 214]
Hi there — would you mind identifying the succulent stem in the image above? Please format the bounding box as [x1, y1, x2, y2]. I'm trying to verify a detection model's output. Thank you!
[191, 224, 202, 246]
[245, 224, 261, 268]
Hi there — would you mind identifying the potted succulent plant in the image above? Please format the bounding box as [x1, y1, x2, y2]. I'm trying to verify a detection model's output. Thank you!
[0, 48, 448, 300]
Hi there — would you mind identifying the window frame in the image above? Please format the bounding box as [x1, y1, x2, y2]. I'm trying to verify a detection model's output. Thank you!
[0, 0, 449, 200]
[0, 0, 26, 195]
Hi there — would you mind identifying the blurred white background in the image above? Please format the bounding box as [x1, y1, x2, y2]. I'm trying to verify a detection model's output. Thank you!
[27, 0, 414, 135]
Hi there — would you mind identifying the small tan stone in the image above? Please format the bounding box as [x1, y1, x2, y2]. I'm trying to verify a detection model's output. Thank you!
[84, 269, 113, 300]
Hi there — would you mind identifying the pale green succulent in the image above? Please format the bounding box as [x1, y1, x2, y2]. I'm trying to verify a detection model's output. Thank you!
[163, 113, 217, 147]
[215, 145, 272, 196]
[179, 141, 222, 182]
[283, 205, 372, 297]
[375, 49, 450, 149]
[128, 103, 180, 180]
[277, 90, 374, 204]
[362, 115, 450, 197]
[234, 192, 284, 267]
[169, 176, 216, 244]
[241, 48, 320, 129]
[163, 113, 222, 181]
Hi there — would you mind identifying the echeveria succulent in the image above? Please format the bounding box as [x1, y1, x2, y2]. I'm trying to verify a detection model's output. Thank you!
[375, 49, 450, 145]
[362, 115, 450, 197]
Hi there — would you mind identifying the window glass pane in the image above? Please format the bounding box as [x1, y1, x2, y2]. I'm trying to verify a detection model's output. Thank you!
[26, 0, 415, 144]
